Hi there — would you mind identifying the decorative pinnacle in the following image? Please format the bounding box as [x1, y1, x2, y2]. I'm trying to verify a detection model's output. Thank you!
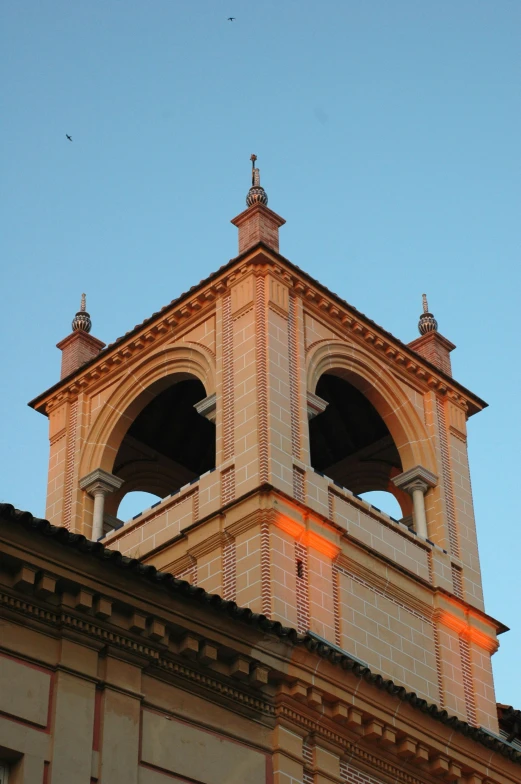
[418, 293, 438, 335]
[72, 292, 92, 333]
[246, 153, 268, 207]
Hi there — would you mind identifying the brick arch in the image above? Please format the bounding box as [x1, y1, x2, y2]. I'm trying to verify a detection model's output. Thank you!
[306, 340, 436, 475]
[80, 343, 216, 477]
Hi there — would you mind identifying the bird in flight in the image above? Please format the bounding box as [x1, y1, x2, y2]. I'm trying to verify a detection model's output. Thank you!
[227, 17, 236, 22]
[66, 134, 73, 142]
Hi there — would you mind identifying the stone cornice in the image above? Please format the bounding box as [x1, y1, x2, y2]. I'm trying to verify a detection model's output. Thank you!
[29, 246, 486, 417]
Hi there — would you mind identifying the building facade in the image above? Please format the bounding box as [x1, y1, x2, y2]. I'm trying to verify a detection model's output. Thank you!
[0, 162, 519, 783]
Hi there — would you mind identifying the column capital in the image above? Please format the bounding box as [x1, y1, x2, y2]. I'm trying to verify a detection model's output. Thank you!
[392, 465, 438, 495]
[194, 393, 216, 423]
[79, 468, 124, 497]
[307, 392, 328, 420]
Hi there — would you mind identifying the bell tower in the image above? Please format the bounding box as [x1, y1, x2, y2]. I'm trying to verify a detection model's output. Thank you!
[30, 159, 505, 736]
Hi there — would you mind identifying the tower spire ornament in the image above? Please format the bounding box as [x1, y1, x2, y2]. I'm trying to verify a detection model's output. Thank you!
[71, 293, 92, 333]
[246, 153, 268, 207]
[418, 293, 438, 335]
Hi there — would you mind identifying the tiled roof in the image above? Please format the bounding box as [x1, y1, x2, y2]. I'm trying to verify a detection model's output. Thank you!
[1, 502, 517, 764]
[28, 242, 487, 412]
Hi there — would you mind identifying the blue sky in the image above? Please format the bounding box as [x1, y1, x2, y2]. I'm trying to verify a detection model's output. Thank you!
[2, 1, 520, 708]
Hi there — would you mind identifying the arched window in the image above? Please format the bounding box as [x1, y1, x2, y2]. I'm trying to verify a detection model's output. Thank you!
[309, 373, 409, 518]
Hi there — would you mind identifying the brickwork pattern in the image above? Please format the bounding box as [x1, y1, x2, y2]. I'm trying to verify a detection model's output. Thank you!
[328, 488, 334, 521]
[295, 542, 310, 633]
[340, 761, 384, 784]
[221, 467, 235, 506]
[336, 564, 439, 703]
[293, 466, 305, 503]
[255, 275, 269, 483]
[59, 332, 104, 379]
[302, 739, 313, 784]
[432, 621, 445, 708]
[176, 561, 198, 585]
[260, 519, 272, 617]
[222, 537, 236, 601]
[451, 564, 464, 599]
[62, 401, 77, 530]
[436, 398, 460, 557]
[410, 334, 453, 376]
[288, 294, 301, 460]
[332, 564, 341, 646]
[222, 294, 235, 461]
[192, 488, 199, 523]
[236, 208, 281, 254]
[459, 636, 478, 726]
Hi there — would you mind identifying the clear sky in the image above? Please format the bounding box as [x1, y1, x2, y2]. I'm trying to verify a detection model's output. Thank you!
[2, 1, 520, 709]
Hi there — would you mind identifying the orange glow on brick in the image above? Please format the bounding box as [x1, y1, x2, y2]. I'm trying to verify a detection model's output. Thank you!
[273, 514, 340, 559]
[437, 610, 498, 653]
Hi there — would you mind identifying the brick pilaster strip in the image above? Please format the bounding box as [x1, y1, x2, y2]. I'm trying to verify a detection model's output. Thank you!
[221, 467, 235, 506]
[222, 294, 235, 461]
[260, 518, 272, 617]
[293, 466, 305, 503]
[222, 536, 236, 601]
[432, 620, 445, 709]
[255, 275, 269, 483]
[288, 293, 301, 460]
[459, 636, 478, 726]
[63, 401, 78, 530]
[295, 541, 310, 634]
[436, 398, 460, 557]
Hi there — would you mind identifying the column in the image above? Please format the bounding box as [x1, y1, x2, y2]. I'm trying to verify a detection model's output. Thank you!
[392, 465, 437, 539]
[79, 468, 124, 540]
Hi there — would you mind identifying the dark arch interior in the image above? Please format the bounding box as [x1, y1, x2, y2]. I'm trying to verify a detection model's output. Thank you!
[109, 379, 215, 518]
[309, 374, 403, 498]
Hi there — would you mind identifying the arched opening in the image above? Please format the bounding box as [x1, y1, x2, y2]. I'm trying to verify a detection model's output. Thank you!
[116, 491, 163, 523]
[358, 490, 404, 521]
[104, 377, 215, 522]
[309, 373, 410, 519]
